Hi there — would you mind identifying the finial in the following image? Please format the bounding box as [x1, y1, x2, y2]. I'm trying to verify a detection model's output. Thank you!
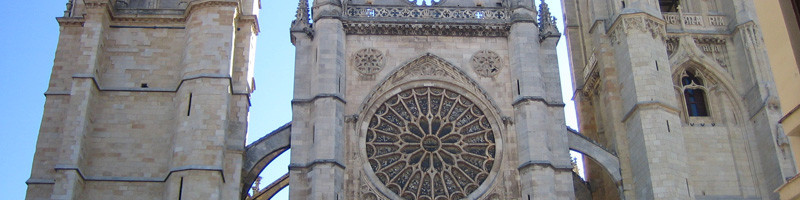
[290, 0, 311, 32]
[538, 0, 560, 38]
[64, 1, 74, 17]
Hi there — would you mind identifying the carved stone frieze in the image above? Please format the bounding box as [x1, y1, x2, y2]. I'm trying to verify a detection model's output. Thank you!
[645, 17, 666, 39]
[693, 36, 729, 69]
[471, 50, 503, 77]
[608, 15, 667, 45]
[343, 22, 511, 37]
[663, 13, 727, 27]
[345, 6, 509, 21]
[582, 68, 601, 99]
[666, 36, 680, 56]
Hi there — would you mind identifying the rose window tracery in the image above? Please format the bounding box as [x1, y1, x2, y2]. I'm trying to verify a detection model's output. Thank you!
[471, 50, 503, 77]
[353, 48, 385, 75]
[365, 86, 496, 200]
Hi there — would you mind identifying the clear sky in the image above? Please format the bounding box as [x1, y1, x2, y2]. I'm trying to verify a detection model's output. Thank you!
[0, 0, 575, 199]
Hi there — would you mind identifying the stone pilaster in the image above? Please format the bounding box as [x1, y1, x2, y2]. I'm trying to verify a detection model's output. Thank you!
[51, 1, 110, 199]
[289, 0, 346, 199]
[508, 3, 572, 199]
[166, 2, 238, 200]
[610, 13, 689, 200]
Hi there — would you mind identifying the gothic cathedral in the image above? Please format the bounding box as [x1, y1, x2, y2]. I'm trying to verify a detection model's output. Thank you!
[26, 0, 797, 200]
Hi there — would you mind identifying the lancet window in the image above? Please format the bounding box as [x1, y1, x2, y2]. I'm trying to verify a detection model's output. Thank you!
[680, 70, 709, 117]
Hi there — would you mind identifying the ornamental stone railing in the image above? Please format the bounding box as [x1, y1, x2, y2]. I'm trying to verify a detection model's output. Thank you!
[662, 12, 728, 32]
[345, 5, 509, 23]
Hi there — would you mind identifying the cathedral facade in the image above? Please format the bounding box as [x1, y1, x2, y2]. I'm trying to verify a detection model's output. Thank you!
[26, 0, 797, 200]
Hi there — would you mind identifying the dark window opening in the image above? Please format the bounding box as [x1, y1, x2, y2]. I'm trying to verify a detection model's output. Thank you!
[659, 0, 679, 12]
[684, 89, 709, 116]
[793, 0, 800, 34]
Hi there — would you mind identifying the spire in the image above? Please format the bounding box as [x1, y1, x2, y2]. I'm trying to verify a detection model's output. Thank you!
[538, 0, 560, 39]
[291, 0, 311, 32]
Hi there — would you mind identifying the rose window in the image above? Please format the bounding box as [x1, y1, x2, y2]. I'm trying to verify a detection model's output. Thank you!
[366, 86, 496, 199]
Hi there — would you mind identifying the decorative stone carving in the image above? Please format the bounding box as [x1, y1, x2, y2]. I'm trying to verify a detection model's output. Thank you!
[471, 50, 503, 77]
[693, 36, 729, 69]
[608, 15, 666, 45]
[346, 5, 507, 20]
[365, 86, 496, 199]
[645, 18, 666, 39]
[666, 36, 679, 56]
[343, 22, 510, 37]
[353, 48, 386, 75]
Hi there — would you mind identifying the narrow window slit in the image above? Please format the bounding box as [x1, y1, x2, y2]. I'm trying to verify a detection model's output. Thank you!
[667, 120, 671, 132]
[179, 177, 184, 200]
[187, 93, 193, 116]
[656, 61, 659, 71]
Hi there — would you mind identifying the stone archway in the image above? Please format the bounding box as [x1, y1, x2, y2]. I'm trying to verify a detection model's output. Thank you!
[242, 123, 292, 199]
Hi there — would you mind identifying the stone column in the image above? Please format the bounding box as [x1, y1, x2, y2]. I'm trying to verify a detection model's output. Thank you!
[51, 1, 110, 199]
[165, 1, 238, 199]
[508, 1, 573, 199]
[289, 0, 346, 199]
[610, 11, 690, 199]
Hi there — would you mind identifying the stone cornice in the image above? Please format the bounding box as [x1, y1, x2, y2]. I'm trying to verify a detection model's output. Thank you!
[56, 17, 85, 27]
[239, 15, 261, 35]
[291, 94, 347, 105]
[50, 164, 226, 183]
[512, 96, 566, 107]
[518, 160, 574, 172]
[66, 73, 253, 100]
[288, 159, 346, 170]
[72, 0, 249, 27]
[621, 101, 681, 123]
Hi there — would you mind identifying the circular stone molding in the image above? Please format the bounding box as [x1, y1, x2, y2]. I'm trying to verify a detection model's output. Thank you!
[353, 48, 385, 75]
[364, 86, 497, 199]
[471, 50, 503, 77]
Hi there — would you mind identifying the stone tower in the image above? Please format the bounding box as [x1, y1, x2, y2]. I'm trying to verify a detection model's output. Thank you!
[287, 0, 579, 199]
[25, 0, 259, 199]
[563, 0, 798, 199]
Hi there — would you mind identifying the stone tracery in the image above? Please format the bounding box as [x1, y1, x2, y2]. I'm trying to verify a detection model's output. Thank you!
[471, 50, 503, 77]
[366, 86, 496, 200]
[353, 48, 386, 75]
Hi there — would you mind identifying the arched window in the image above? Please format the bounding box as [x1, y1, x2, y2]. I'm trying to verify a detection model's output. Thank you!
[659, 0, 679, 12]
[681, 70, 709, 116]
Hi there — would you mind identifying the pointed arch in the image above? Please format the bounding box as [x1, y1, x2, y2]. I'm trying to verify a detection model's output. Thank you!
[668, 36, 747, 123]
[357, 53, 503, 117]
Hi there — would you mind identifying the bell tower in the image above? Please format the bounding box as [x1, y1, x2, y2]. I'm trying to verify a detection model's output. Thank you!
[563, 0, 797, 199]
[26, 0, 260, 199]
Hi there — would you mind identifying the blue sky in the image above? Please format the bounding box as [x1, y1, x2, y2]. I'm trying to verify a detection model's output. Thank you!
[0, 0, 574, 199]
